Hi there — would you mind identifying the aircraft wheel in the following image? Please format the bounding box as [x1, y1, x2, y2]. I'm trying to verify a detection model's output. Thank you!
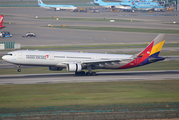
[92, 72, 96, 76]
[17, 69, 21, 72]
[75, 71, 86, 76]
[81, 71, 86, 76]
[75, 71, 80, 75]
[86, 72, 91, 76]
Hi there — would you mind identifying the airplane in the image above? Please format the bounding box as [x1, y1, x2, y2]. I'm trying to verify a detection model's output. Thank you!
[37, 0, 77, 11]
[118, 0, 165, 11]
[130, 0, 165, 11]
[2, 34, 166, 76]
[0, 15, 5, 29]
[93, 0, 131, 10]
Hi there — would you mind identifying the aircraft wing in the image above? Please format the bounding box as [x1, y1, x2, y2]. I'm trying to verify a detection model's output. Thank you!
[62, 58, 133, 65]
[81, 59, 121, 65]
[48, 7, 61, 10]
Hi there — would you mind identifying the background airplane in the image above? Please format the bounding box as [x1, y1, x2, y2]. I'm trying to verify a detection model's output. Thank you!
[2, 34, 166, 76]
[37, 0, 77, 11]
[0, 15, 5, 29]
[130, 0, 165, 11]
[94, 0, 165, 11]
[93, 0, 131, 10]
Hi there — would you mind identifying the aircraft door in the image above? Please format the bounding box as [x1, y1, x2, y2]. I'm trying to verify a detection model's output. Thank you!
[50, 53, 54, 60]
[18, 52, 22, 59]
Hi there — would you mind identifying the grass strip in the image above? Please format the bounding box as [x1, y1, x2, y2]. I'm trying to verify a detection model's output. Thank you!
[0, 61, 179, 75]
[37, 17, 139, 22]
[0, 80, 179, 108]
[20, 43, 179, 50]
[51, 26, 179, 34]
[21, 44, 148, 51]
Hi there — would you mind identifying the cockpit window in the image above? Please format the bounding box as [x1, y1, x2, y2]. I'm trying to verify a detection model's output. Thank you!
[6, 54, 12, 56]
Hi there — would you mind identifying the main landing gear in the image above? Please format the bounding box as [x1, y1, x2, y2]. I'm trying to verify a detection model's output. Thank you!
[17, 65, 21, 72]
[75, 66, 96, 76]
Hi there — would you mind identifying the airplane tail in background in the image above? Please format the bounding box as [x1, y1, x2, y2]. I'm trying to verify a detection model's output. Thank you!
[130, 0, 135, 6]
[0, 15, 5, 29]
[94, 0, 105, 4]
[37, 0, 45, 6]
[0, 15, 4, 26]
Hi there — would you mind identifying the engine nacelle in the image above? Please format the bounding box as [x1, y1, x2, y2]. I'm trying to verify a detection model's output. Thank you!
[49, 66, 63, 71]
[66, 63, 82, 72]
[55, 8, 61, 11]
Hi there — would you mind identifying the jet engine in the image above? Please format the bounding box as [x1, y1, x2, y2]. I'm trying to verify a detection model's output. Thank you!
[66, 63, 82, 72]
[55, 8, 60, 11]
[49, 66, 63, 71]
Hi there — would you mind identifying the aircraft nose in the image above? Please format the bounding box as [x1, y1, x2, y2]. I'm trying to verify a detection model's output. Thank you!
[2, 55, 9, 61]
[2, 55, 6, 60]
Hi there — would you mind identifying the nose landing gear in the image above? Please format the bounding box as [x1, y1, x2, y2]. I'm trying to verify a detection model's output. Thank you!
[17, 65, 21, 72]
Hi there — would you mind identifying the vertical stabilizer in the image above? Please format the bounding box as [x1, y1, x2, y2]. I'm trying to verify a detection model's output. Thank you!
[94, 0, 104, 4]
[0, 15, 5, 29]
[119, 34, 165, 69]
[137, 34, 165, 58]
[0, 15, 4, 26]
[38, 0, 44, 6]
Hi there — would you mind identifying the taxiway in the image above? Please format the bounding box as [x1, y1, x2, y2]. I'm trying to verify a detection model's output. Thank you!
[0, 70, 179, 84]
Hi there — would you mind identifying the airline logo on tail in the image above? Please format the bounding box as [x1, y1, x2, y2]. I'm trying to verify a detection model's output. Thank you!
[38, 0, 43, 6]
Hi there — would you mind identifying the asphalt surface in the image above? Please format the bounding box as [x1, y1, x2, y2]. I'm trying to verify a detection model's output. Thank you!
[0, 7, 179, 84]
[0, 70, 178, 84]
[0, 8, 179, 47]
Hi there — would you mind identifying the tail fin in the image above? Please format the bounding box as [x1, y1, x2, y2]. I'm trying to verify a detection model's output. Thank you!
[0, 15, 4, 26]
[135, 34, 165, 66]
[137, 34, 165, 58]
[130, 0, 135, 6]
[37, 0, 44, 6]
[119, 34, 165, 69]
[94, 0, 104, 4]
[0, 15, 5, 29]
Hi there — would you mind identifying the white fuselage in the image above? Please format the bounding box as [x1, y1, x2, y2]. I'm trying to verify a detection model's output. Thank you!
[2, 50, 133, 69]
